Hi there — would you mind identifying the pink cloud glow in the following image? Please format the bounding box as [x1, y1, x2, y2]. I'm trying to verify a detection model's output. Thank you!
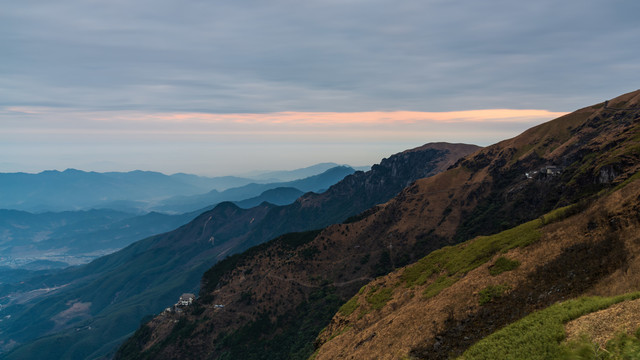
[145, 109, 568, 125]
[1, 107, 568, 141]
[1, 106, 570, 174]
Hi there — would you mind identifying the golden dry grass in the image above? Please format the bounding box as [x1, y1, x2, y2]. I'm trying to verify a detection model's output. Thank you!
[564, 298, 640, 347]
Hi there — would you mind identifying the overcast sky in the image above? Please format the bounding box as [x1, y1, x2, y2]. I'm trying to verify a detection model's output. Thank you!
[2, 0, 639, 175]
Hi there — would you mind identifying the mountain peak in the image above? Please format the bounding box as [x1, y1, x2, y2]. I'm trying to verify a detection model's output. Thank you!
[605, 88, 640, 108]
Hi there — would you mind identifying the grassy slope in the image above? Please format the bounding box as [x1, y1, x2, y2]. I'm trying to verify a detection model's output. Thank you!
[313, 174, 640, 359]
[318, 205, 574, 341]
[459, 293, 640, 360]
[313, 90, 640, 359]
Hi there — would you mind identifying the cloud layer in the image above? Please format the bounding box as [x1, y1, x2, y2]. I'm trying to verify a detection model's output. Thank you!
[1, 107, 564, 175]
[2, 0, 637, 174]
[3, 0, 639, 113]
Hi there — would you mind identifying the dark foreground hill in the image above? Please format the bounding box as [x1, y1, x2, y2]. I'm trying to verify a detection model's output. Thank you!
[117, 89, 640, 360]
[0, 143, 477, 360]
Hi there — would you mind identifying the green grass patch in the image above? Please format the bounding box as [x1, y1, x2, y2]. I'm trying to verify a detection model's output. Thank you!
[338, 297, 359, 316]
[423, 275, 460, 299]
[560, 330, 640, 359]
[489, 257, 520, 276]
[478, 284, 511, 305]
[366, 287, 394, 310]
[401, 218, 542, 288]
[459, 292, 640, 360]
[540, 204, 582, 225]
[613, 170, 640, 192]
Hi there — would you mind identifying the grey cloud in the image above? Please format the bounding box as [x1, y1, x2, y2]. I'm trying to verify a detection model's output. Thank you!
[2, 0, 640, 114]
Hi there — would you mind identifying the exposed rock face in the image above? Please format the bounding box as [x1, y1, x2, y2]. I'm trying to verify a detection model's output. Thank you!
[598, 165, 619, 183]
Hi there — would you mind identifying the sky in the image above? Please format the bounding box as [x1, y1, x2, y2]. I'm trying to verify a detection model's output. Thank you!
[2, 0, 639, 176]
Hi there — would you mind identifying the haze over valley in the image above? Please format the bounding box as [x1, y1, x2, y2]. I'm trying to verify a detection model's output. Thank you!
[0, 164, 358, 270]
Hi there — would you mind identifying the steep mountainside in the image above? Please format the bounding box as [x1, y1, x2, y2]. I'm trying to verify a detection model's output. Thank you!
[0, 143, 476, 360]
[117, 90, 640, 360]
[314, 177, 640, 360]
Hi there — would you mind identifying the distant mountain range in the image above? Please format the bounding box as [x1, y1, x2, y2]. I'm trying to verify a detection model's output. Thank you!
[0, 143, 477, 360]
[241, 162, 369, 182]
[0, 169, 237, 213]
[114, 90, 640, 360]
[0, 163, 361, 213]
[150, 166, 356, 214]
[0, 166, 356, 269]
[233, 187, 304, 209]
[0, 209, 197, 269]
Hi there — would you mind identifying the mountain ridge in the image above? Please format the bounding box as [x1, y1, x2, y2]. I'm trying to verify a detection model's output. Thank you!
[115, 89, 640, 360]
[0, 167, 355, 270]
[0, 164, 355, 213]
[148, 165, 356, 214]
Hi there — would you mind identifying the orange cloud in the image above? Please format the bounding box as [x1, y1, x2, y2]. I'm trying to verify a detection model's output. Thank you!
[98, 109, 568, 126]
[1, 107, 567, 142]
[3, 106, 566, 123]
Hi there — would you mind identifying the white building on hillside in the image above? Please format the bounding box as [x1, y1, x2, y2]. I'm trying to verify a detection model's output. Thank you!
[178, 293, 195, 306]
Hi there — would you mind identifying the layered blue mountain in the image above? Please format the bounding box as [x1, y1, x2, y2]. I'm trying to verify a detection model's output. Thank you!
[0, 164, 354, 213]
[152, 166, 356, 214]
[243, 162, 348, 182]
[0, 166, 354, 269]
[0, 169, 242, 212]
[233, 187, 305, 209]
[0, 143, 478, 360]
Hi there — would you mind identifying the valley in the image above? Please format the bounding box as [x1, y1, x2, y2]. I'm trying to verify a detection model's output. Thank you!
[0, 165, 354, 270]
